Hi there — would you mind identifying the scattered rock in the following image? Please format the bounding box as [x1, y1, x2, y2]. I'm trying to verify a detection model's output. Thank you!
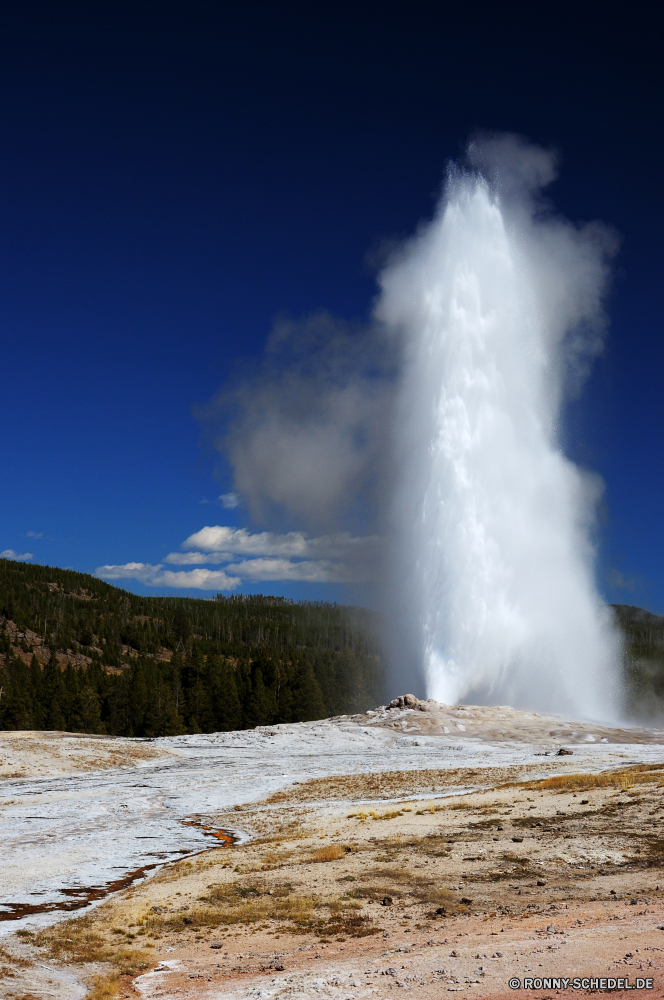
[210, 942, 223, 949]
[381, 896, 393, 906]
[537, 879, 546, 886]
[512, 836, 523, 843]
[557, 748, 573, 756]
[460, 897, 472, 904]
[388, 694, 420, 709]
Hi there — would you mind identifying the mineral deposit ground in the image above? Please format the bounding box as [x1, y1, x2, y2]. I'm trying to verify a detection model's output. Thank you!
[3, 699, 664, 999]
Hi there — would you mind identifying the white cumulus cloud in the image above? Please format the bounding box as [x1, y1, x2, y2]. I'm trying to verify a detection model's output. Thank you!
[95, 561, 241, 590]
[96, 525, 379, 590]
[152, 568, 241, 590]
[220, 492, 240, 508]
[178, 525, 378, 561]
[223, 558, 364, 584]
[1, 549, 33, 561]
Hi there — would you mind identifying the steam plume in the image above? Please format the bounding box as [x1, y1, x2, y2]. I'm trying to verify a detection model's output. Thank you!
[213, 134, 621, 718]
[378, 134, 620, 717]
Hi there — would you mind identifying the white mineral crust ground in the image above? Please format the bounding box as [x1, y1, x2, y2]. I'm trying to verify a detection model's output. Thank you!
[2, 702, 664, 935]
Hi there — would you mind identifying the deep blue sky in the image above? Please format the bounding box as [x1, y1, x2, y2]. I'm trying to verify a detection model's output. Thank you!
[1, 3, 663, 610]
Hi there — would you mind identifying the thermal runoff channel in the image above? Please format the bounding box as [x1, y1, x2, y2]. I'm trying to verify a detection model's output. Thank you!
[379, 135, 621, 719]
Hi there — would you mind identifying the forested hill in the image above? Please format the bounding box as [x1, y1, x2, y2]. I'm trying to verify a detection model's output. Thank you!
[612, 604, 664, 720]
[3, 558, 664, 736]
[0, 558, 383, 736]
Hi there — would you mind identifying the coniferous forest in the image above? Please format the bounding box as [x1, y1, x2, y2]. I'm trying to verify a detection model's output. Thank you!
[4, 559, 664, 736]
[0, 558, 383, 736]
[612, 604, 664, 721]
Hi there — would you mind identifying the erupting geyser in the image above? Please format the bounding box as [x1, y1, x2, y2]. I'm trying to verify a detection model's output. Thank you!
[379, 135, 621, 718]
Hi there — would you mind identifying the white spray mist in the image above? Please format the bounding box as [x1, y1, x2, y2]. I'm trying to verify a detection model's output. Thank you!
[377, 135, 621, 719]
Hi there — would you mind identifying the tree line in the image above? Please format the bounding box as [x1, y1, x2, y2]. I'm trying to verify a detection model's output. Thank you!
[0, 558, 384, 735]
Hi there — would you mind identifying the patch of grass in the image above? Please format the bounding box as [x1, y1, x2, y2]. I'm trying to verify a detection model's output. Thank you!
[312, 844, 347, 862]
[281, 899, 376, 939]
[373, 836, 407, 850]
[365, 809, 403, 820]
[0, 945, 20, 963]
[265, 768, 492, 805]
[86, 972, 122, 1000]
[515, 766, 664, 794]
[510, 814, 560, 828]
[155, 881, 323, 930]
[31, 916, 153, 979]
[32, 919, 108, 963]
[87, 958, 151, 999]
[345, 884, 403, 901]
[314, 913, 378, 938]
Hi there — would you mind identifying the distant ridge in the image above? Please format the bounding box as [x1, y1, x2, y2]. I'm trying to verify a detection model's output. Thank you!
[612, 603, 664, 628]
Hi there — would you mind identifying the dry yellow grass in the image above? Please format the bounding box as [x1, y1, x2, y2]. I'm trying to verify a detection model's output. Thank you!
[31, 914, 153, 979]
[312, 844, 347, 861]
[265, 767, 513, 805]
[370, 809, 402, 820]
[144, 881, 323, 932]
[86, 972, 122, 1000]
[521, 766, 664, 793]
[347, 805, 419, 821]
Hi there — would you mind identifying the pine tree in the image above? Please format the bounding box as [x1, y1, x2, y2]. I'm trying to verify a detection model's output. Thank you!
[245, 665, 271, 727]
[292, 656, 326, 722]
[72, 684, 104, 733]
[129, 661, 149, 735]
[214, 658, 242, 731]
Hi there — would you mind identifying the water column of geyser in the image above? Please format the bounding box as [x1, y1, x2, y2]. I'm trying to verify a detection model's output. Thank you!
[378, 136, 621, 719]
